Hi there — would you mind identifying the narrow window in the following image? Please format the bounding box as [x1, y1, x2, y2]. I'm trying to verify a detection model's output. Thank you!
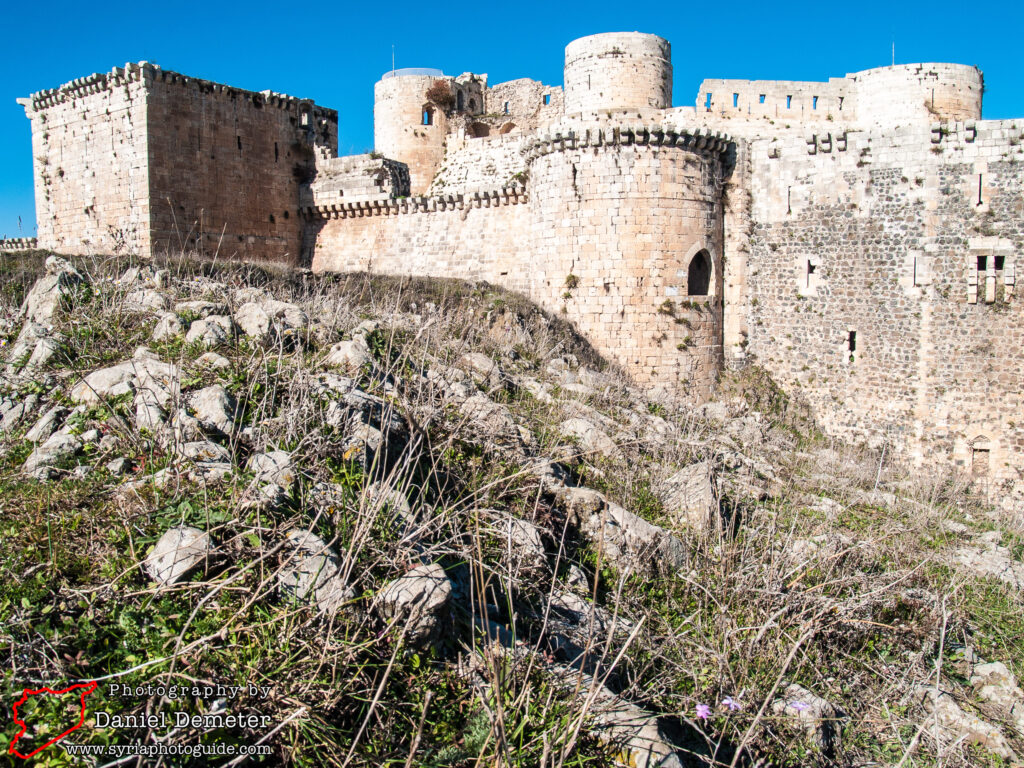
[972, 448, 990, 476]
[274, 142, 279, 162]
[236, 136, 242, 151]
[503, 101, 509, 114]
[813, 96, 818, 110]
[847, 330, 857, 362]
[705, 93, 712, 110]
[995, 255, 1006, 272]
[806, 260, 816, 287]
[786, 95, 792, 109]
[457, 91, 464, 111]
[543, 93, 551, 105]
[759, 94, 766, 104]
[977, 255, 988, 272]
[687, 250, 711, 296]
[468, 98, 476, 112]
[838, 96, 844, 111]
[422, 107, 434, 126]
[913, 256, 921, 286]
[733, 93, 739, 107]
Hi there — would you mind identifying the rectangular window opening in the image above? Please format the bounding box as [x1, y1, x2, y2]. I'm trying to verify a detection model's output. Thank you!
[838, 96, 844, 111]
[972, 448, 990, 476]
[705, 93, 712, 110]
[807, 261, 816, 287]
[274, 142, 279, 162]
[847, 330, 857, 360]
[977, 255, 988, 272]
[994, 255, 1006, 271]
[812, 95, 818, 110]
[733, 93, 739, 108]
[503, 101, 509, 114]
[543, 93, 551, 105]
[759, 94, 766, 104]
[786, 95, 792, 109]
[236, 136, 242, 151]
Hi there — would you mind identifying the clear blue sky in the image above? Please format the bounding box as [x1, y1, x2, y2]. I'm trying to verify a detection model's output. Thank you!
[2, 0, 1021, 239]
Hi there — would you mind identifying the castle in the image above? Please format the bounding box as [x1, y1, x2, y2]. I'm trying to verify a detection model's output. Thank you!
[10, 33, 1024, 503]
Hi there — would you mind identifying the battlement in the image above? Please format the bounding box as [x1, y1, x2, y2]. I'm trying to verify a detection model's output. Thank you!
[25, 62, 337, 125]
[0, 238, 39, 253]
[522, 123, 732, 161]
[302, 184, 528, 220]
[698, 62, 982, 129]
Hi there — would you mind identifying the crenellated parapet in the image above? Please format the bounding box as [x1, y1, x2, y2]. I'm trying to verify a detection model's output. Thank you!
[0, 238, 39, 253]
[522, 124, 732, 162]
[302, 184, 528, 220]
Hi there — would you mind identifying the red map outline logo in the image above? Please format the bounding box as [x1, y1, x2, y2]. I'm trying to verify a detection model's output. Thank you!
[8, 680, 98, 759]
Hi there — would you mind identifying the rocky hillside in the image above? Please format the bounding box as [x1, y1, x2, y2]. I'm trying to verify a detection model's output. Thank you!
[1, 252, 1023, 767]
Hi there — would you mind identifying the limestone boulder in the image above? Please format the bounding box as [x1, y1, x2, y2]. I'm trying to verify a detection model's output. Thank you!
[559, 417, 621, 460]
[278, 530, 351, 614]
[19, 256, 85, 328]
[174, 300, 227, 317]
[659, 461, 718, 532]
[70, 350, 180, 407]
[246, 450, 297, 488]
[971, 661, 1024, 732]
[23, 432, 82, 478]
[25, 405, 69, 443]
[144, 526, 213, 585]
[188, 385, 238, 437]
[771, 683, 844, 753]
[913, 684, 1015, 761]
[179, 440, 232, 464]
[325, 337, 372, 373]
[152, 313, 183, 341]
[556, 486, 687, 575]
[375, 563, 452, 646]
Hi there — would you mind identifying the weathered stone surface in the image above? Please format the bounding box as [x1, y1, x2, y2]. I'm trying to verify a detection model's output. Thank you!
[144, 526, 212, 585]
[195, 351, 230, 369]
[325, 338, 371, 372]
[247, 450, 297, 488]
[70, 352, 180, 407]
[23, 432, 82, 478]
[0, 394, 38, 433]
[376, 563, 452, 645]
[913, 684, 1015, 761]
[106, 457, 132, 476]
[659, 461, 717, 532]
[188, 385, 237, 436]
[179, 440, 232, 463]
[25, 405, 69, 443]
[184, 318, 229, 347]
[152, 312, 183, 341]
[278, 530, 351, 614]
[556, 486, 686, 575]
[559, 417, 621, 460]
[955, 531, 1024, 588]
[175, 301, 227, 317]
[19, 257, 84, 328]
[772, 683, 844, 752]
[971, 661, 1024, 733]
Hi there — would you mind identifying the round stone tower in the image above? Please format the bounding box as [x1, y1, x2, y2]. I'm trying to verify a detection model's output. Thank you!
[525, 126, 727, 398]
[849, 63, 983, 126]
[374, 68, 449, 195]
[563, 32, 672, 116]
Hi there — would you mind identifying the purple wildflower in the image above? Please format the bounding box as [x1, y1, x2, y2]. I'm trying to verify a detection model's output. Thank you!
[695, 703, 711, 721]
[790, 700, 810, 712]
[722, 697, 742, 711]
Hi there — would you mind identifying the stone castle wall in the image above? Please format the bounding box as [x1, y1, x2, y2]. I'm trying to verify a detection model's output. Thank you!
[738, 118, 1024, 490]
[20, 63, 336, 262]
[313, 125, 728, 397]
[145, 68, 337, 263]
[20, 65, 153, 255]
[699, 63, 982, 128]
[374, 73, 450, 196]
[563, 33, 672, 115]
